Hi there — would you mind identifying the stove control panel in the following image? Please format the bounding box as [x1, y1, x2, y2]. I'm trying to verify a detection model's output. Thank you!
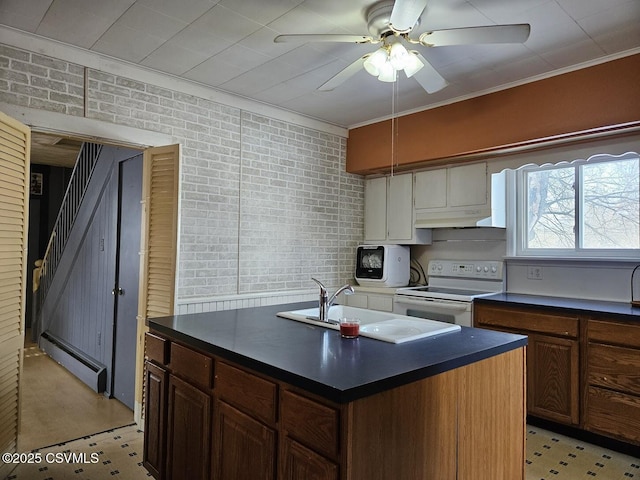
[428, 260, 503, 280]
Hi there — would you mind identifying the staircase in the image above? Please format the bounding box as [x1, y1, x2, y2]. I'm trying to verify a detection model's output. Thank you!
[35, 142, 103, 317]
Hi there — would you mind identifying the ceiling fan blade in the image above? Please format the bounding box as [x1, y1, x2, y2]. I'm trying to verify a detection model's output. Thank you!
[389, 0, 429, 33]
[411, 53, 448, 93]
[420, 24, 531, 47]
[318, 56, 367, 91]
[274, 34, 374, 44]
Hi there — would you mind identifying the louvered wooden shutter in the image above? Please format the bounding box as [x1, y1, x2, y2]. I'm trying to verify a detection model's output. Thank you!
[139, 144, 180, 320]
[135, 144, 179, 421]
[0, 112, 30, 477]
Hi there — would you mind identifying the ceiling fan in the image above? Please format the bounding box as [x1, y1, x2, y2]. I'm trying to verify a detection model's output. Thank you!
[274, 0, 530, 94]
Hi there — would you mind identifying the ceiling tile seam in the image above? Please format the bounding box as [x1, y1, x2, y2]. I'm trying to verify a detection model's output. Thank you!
[552, 0, 607, 54]
[87, 1, 137, 51]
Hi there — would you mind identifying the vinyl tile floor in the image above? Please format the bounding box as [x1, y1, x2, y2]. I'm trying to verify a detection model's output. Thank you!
[526, 426, 640, 480]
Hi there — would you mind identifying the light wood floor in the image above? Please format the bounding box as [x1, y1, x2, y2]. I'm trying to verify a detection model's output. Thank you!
[19, 341, 134, 452]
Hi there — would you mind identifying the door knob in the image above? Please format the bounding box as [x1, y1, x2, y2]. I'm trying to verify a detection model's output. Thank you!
[112, 287, 124, 296]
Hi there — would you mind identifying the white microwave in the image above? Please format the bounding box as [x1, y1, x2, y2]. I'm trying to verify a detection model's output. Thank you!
[355, 245, 410, 287]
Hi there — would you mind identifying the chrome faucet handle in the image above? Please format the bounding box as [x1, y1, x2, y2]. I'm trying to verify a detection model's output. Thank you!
[311, 277, 327, 296]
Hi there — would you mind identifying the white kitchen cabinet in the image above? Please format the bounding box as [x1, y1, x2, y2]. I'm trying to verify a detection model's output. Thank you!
[414, 162, 490, 228]
[364, 173, 431, 244]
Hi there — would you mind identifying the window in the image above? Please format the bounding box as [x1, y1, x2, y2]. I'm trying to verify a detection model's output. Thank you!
[516, 152, 640, 257]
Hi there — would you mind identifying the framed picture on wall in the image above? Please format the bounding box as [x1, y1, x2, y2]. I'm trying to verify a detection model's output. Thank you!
[31, 172, 43, 195]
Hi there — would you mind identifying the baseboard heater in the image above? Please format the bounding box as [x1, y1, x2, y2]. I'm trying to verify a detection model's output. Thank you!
[40, 331, 107, 394]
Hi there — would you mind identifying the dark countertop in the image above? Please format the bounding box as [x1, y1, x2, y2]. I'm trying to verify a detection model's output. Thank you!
[476, 292, 640, 320]
[148, 301, 527, 404]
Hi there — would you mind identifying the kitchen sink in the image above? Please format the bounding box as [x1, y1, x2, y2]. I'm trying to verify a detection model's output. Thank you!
[276, 305, 460, 343]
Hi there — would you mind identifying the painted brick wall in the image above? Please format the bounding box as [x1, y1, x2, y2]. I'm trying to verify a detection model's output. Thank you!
[0, 43, 364, 311]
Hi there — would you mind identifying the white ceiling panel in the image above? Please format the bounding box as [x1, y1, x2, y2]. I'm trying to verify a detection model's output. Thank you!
[190, 5, 264, 43]
[92, 22, 167, 62]
[555, 0, 634, 21]
[300, 0, 373, 32]
[0, 0, 52, 32]
[141, 41, 213, 75]
[267, 4, 342, 35]
[137, 0, 219, 24]
[238, 27, 299, 59]
[539, 38, 608, 69]
[469, 0, 549, 24]
[577, 0, 640, 37]
[164, 23, 234, 57]
[418, 1, 493, 31]
[590, 23, 640, 55]
[36, 0, 135, 48]
[211, 44, 273, 73]
[219, 0, 304, 26]
[219, 58, 304, 95]
[0, 0, 638, 128]
[184, 55, 250, 86]
[113, 3, 188, 39]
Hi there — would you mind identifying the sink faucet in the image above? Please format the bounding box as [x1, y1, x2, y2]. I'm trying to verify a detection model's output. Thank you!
[311, 278, 354, 323]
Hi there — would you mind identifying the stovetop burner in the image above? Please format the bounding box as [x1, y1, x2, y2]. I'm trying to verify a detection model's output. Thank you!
[395, 260, 505, 301]
[401, 286, 497, 297]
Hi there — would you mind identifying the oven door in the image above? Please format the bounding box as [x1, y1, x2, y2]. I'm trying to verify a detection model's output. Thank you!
[393, 296, 472, 327]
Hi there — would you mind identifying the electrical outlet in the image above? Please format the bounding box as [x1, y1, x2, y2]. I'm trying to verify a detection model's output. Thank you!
[527, 266, 543, 280]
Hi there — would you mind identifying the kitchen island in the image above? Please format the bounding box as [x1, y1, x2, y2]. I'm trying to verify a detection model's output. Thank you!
[144, 302, 527, 480]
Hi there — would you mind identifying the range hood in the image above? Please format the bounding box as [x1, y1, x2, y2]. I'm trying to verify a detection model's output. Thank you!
[414, 170, 508, 229]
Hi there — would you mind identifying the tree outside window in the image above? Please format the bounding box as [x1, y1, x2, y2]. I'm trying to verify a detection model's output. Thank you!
[520, 152, 640, 256]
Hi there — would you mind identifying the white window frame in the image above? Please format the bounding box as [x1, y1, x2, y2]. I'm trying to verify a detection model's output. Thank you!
[514, 151, 640, 259]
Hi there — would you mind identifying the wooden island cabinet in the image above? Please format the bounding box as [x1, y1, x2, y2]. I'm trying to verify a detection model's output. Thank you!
[142, 302, 527, 480]
[475, 296, 640, 448]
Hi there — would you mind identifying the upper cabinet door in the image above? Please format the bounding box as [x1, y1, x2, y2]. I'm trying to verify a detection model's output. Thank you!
[387, 174, 413, 242]
[364, 173, 432, 245]
[414, 168, 447, 210]
[448, 163, 487, 208]
[364, 177, 387, 242]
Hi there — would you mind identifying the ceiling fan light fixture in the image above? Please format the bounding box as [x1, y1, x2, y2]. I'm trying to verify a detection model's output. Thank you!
[389, 42, 410, 70]
[363, 47, 388, 76]
[403, 51, 424, 78]
[377, 61, 397, 82]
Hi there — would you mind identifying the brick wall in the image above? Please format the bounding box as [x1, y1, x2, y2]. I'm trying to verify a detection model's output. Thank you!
[0, 43, 364, 311]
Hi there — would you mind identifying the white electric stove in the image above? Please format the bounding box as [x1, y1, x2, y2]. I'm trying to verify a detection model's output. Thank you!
[393, 260, 505, 327]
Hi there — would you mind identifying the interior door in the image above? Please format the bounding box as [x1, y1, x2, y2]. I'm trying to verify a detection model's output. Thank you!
[133, 144, 180, 423]
[112, 154, 143, 409]
[0, 112, 30, 478]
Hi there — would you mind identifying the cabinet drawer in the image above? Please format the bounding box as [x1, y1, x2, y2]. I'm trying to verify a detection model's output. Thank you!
[588, 319, 640, 348]
[586, 386, 640, 444]
[215, 362, 277, 425]
[474, 304, 578, 338]
[169, 342, 213, 389]
[588, 343, 640, 396]
[281, 390, 339, 459]
[145, 332, 169, 365]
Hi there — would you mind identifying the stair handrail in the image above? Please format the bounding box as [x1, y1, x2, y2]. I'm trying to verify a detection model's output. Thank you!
[36, 142, 103, 312]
